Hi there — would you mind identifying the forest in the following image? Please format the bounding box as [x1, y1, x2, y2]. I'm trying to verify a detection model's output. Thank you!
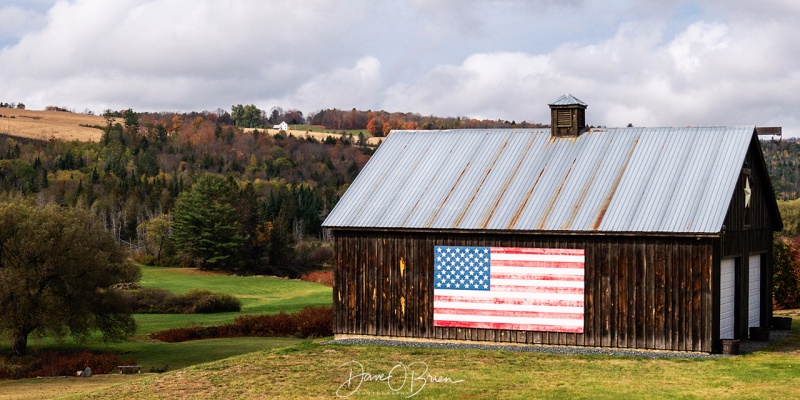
[0, 108, 372, 276]
[2, 105, 800, 284]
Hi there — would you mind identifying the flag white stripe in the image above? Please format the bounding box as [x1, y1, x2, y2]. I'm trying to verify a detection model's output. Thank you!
[434, 301, 583, 314]
[434, 314, 585, 327]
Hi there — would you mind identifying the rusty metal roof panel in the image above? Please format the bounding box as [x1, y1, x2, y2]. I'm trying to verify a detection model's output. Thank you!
[481, 133, 552, 230]
[453, 131, 536, 229]
[323, 126, 756, 233]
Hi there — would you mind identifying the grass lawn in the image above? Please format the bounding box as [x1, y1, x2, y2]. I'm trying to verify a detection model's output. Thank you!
[80, 324, 800, 399]
[134, 266, 332, 334]
[0, 265, 332, 396]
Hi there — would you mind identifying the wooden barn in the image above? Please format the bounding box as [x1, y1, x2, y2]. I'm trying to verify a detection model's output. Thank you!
[322, 95, 783, 353]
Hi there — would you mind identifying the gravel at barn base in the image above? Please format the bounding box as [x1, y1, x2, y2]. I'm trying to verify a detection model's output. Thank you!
[327, 329, 792, 359]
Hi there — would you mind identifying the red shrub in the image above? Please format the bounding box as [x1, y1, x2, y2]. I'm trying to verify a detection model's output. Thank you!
[299, 270, 334, 287]
[151, 306, 333, 342]
[27, 351, 122, 377]
[296, 306, 333, 337]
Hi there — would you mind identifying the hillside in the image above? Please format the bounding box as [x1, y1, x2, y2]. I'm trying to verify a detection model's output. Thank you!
[2, 111, 797, 201]
[0, 108, 123, 142]
[762, 138, 800, 200]
[242, 127, 384, 146]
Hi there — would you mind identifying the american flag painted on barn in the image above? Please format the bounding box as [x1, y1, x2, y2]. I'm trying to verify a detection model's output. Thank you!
[433, 246, 585, 333]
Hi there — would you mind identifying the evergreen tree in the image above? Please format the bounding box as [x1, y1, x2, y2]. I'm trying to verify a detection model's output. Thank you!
[172, 174, 247, 270]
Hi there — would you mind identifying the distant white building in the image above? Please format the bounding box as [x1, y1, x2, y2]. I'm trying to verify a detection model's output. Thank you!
[272, 121, 288, 131]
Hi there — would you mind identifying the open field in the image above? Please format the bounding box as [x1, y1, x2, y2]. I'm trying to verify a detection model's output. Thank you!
[78, 320, 800, 399]
[0, 108, 384, 145]
[244, 126, 384, 146]
[0, 108, 122, 142]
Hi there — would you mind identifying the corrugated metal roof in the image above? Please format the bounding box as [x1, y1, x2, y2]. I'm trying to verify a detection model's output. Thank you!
[549, 94, 587, 106]
[323, 126, 757, 233]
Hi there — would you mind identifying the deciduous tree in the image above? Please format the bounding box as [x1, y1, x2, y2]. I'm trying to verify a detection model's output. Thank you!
[0, 201, 139, 356]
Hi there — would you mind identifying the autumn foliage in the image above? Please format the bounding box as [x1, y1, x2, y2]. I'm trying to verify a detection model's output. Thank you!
[300, 270, 334, 287]
[774, 237, 800, 309]
[150, 306, 333, 342]
[0, 351, 134, 379]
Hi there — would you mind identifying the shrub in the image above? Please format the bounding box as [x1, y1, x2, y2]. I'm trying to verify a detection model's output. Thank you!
[296, 306, 334, 337]
[293, 241, 334, 268]
[300, 270, 333, 287]
[132, 254, 158, 266]
[151, 306, 332, 342]
[184, 289, 242, 313]
[774, 237, 800, 309]
[123, 287, 173, 313]
[26, 351, 122, 378]
[0, 355, 39, 380]
[124, 288, 241, 314]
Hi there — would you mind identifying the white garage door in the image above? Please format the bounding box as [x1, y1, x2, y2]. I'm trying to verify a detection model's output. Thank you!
[720, 258, 736, 340]
[748, 254, 761, 329]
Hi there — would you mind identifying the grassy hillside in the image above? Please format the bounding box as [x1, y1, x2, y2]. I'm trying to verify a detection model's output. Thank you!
[242, 125, 383, 145]
[77, 321, 800, 399]
[0, 108, 122, 142]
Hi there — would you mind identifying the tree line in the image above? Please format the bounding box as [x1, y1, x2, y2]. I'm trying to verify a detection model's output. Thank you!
[762, 138, 800, 200]
[207, 103, 547, 135]
[0, 108, 372, 276]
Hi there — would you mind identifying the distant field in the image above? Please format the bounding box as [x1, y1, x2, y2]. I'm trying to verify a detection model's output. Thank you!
[0, 108, 385, 145]
[0, 108, 122, 142]
[244, 125, 383, 146]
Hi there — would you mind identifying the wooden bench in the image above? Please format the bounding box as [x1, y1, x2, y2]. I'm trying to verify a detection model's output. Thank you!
[117, 365, 142, 374]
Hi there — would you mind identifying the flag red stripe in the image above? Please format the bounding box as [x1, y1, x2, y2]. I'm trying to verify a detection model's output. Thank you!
[489, 247, 585, 256]
[492, 260, 584, 268]
[434, 319, 584, 333]
[434, 307, 584, 320]
[491, 273, 584, 281]
[490, 285, 584, 294]
[434, 295, 583, 308]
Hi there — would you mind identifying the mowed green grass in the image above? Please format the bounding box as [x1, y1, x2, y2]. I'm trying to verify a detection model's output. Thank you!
[134, 266, 332, 333]
[82, 326, 800, 400]
[0, 265, 333, 398]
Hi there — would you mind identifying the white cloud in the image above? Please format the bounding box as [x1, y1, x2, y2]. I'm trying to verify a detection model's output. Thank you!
[0, 0, 366, 111]
[383, 16, 800, 134]
[0, 5, 48, 46]
[267, 56, 383, 113]
[1, 0, 800, 135]
[667, 22, 728, 75]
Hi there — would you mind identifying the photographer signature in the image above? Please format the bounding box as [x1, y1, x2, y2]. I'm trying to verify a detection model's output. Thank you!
[336, 360, 463, 398]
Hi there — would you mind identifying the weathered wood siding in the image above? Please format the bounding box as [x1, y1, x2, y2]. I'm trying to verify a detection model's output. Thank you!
[333, 231, 715, 352]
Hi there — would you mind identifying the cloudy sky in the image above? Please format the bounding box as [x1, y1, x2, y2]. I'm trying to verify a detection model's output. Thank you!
[1, 0, 799, 135]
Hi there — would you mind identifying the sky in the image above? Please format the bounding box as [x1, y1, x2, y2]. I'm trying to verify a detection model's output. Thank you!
[1, 0, 799, 136]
